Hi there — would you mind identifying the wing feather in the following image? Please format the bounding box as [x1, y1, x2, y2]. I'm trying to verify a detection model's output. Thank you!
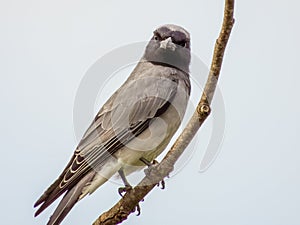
[34, 67, 181, 216]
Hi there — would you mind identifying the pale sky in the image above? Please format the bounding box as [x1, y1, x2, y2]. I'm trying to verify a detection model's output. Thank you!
[1, 0, 300, 225]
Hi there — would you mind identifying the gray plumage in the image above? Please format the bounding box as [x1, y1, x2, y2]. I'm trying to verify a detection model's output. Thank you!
[34, 24, 191, 225]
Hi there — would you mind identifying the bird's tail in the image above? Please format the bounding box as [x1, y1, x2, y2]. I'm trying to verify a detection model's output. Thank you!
[46, 171, 95, 225]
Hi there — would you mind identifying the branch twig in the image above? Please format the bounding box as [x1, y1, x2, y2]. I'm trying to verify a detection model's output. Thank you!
[93, 1, 235, 224]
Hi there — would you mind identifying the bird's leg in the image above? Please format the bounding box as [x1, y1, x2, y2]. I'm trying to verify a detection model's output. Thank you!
[139, 157, 165, 189]
[118, 169, 142, 216]
[118, 169, 132, 197]
[139, 157, 153, 167]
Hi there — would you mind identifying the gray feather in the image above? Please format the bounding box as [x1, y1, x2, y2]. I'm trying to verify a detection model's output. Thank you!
[34, 24, 191, 225]
[47, 171, 95, 225]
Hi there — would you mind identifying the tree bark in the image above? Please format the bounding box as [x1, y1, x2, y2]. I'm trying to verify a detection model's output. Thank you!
[93, 0, 235, 224]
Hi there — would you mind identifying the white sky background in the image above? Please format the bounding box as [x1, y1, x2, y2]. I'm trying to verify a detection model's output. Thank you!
[1, 0, 300, 225]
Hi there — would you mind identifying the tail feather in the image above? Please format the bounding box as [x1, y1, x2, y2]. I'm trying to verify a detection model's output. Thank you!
[34, 157, 76, 210]
[34, 177, 70, 217]
[46, 171, 95, 225]
[34, 177, 63, 208]
[34, 189, 66, 217]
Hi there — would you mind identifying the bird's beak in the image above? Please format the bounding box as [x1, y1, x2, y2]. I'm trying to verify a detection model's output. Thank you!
[159, 37, 176, 51]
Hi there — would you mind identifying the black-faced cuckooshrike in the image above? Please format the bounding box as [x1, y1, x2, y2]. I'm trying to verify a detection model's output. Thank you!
[34, 24, 191, 225]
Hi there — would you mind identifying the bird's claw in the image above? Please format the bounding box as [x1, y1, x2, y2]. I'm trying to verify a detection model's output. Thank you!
[118, 184, 132, 197]
[135, 203, 141, 216]
[141, 158, 166, 190]
[118, 184, 143, 215]
[151, 159, 166, 189]
[157, 179, 165, 189]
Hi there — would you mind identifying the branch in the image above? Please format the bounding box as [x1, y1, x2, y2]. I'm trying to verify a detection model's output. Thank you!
[93, 1, 235, 224]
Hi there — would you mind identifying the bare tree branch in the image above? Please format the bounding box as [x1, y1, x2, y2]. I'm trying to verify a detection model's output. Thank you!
[93, 1, 235, 224]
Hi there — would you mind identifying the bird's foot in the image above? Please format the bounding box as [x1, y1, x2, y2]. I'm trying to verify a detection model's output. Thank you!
[157, 179, 165, 190]
[135, 203, 141, 216]
[118, 184, 132, 197]
[118, 185, 142, 215]
[140, 157, 166, 189]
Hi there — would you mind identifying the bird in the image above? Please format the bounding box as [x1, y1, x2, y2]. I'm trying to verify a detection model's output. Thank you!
[34, 24, 192, 225]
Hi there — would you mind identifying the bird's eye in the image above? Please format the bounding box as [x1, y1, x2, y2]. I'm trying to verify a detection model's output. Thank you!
[178, 41, 186, 47]
[153, 34, 161, 41]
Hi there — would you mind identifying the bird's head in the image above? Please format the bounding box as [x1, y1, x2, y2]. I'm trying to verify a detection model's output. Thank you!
[143, 24, 191, 72]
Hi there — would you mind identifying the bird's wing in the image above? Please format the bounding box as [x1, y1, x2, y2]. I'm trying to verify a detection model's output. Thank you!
[34, 71, 179, 216]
